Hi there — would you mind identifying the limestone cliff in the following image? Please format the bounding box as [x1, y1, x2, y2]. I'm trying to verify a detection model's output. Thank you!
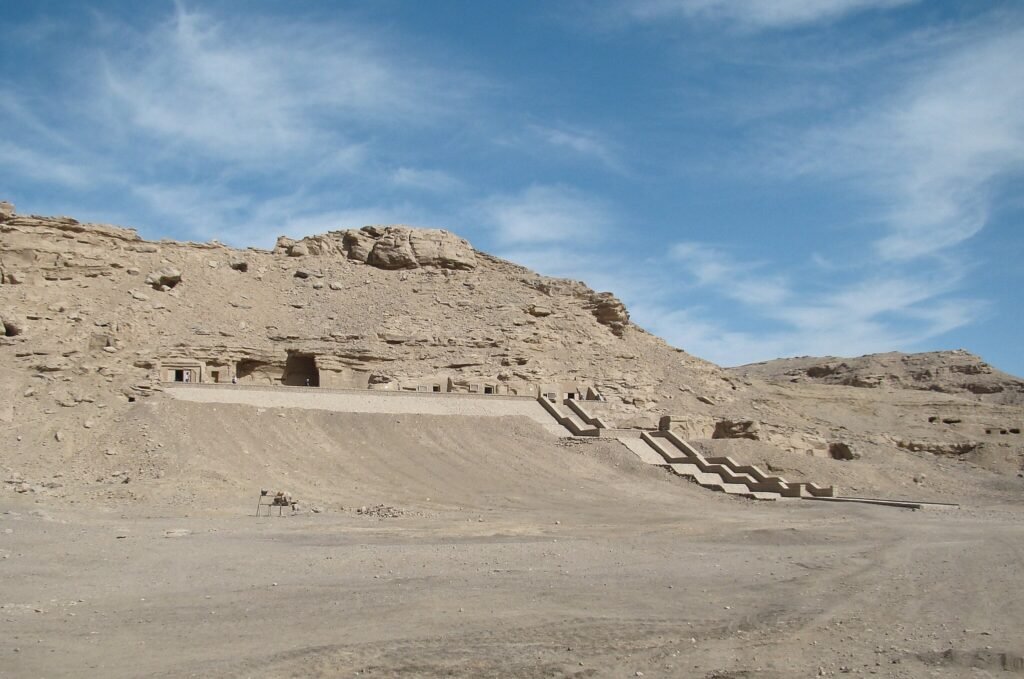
[0, 203, 729, 408]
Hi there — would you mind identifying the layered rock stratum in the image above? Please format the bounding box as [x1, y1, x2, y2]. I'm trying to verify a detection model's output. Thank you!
[1, 201, 1022, 506]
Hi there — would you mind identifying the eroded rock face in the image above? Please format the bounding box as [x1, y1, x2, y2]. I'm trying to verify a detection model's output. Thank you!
[0, 201, 14, 223]
[829, 441, 859, 460]
[659, 414, 715, 438]
[713, 419, 761, 440]
[353, 226, 476, 270]
[145, 267, 182, 290]
[807, 364, 845, 378]
[526, 304, 552, 317]
[1, 313, 23, 337]
[897, 440, 978, 456]
[588, 292, 629, 336]
[341, 231, 375, 262]
[367, 230, 418, 269]
[276, 225, 476, 270]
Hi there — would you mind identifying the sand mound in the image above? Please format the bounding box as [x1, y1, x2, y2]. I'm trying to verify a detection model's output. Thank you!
[10, 395, 721, 516]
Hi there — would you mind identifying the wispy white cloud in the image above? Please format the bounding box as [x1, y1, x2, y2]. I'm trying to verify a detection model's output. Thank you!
[637, 293, 984, 367]
[488, 229, 979, 367]
[130, 181, 255, 242]
[669, 242, 790, 306]
[0, 2, 480, 244]
[528, 124, 624, 172]
[786, 26, 1024, 260]
[0, 140, 113, 189]
[612, 0, 917, 29]
[631, 21, 1024, 365]
[645, 241, 984, 365]
[129, 178, 436, 248]
[477, 184, 614, 246]
[390, 167, 464, 193]
[98, 3, 466, 163]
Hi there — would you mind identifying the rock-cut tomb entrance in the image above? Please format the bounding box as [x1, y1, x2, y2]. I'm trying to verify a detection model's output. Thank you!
[282, 353, 320, 387]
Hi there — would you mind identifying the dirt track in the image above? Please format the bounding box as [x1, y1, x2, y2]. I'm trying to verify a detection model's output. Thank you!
[4, 417, 1024, 678]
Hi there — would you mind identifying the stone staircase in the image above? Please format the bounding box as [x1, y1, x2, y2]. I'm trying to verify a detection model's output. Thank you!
[539, 395, 835, 501]
[563, 398, 613, 429]
[638, 430, 834, 500]
[536, 396, 600, 437]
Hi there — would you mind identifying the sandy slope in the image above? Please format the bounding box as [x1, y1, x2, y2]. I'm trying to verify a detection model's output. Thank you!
[10, 393, 707, 515]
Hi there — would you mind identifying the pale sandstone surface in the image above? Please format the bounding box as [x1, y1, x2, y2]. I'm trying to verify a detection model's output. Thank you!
[2, 203, 1024, 677]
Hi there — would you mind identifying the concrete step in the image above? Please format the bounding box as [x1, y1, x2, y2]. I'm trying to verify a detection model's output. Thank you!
[669, 464, 742, 486]
[668, 464, 724, 485]
[620, 434, 791, 502]
[671, 465, 770, 495]
[717, 482, 757, 495]
[671, 468, 751, 495]
[618, 437, 666, 465]
[563, 412, 590, 430]
[701, 463, 759, 485]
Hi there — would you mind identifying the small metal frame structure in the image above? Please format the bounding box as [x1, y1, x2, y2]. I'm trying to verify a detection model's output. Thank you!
[256, 489, 297, 517]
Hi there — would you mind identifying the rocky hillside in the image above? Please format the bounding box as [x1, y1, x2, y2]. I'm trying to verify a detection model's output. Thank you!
[730, 351, 1024, 406]
[2, 200, 1022, 505]
[0, 202, 731, 407]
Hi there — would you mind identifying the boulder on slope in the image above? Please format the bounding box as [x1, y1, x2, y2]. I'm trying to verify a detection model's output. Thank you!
[145, 267, 182, 290]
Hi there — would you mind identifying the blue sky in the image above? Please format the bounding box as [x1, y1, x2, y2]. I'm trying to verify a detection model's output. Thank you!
[2, 1, 1023, 375]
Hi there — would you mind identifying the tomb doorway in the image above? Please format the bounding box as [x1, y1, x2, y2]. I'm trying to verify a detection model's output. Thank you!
[283, 354, 319, 387]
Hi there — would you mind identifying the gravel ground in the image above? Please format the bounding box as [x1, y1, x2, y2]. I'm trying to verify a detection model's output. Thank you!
[3, 496, 1023, 678]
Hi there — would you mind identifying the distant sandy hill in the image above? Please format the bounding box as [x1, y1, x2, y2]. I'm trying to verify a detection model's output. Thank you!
[731, 350, 1024, 405]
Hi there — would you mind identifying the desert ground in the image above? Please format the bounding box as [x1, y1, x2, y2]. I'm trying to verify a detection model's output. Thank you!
[4, 208, 1024, 677]
[3, 400, 1024, 679]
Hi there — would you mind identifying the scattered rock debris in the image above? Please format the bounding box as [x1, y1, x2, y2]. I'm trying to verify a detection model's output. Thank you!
[355, 504, 407, 519]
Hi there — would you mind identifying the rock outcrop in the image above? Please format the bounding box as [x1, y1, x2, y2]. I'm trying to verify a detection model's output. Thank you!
[145, 267, 183, 290]
[276, 225, 476, 271]
[713, 419, 761, 440]
[897, 439, 979, 456]
[588, 292, 629, 336]
[1, 312, 23, 337]
[828, 442, 858, 460]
